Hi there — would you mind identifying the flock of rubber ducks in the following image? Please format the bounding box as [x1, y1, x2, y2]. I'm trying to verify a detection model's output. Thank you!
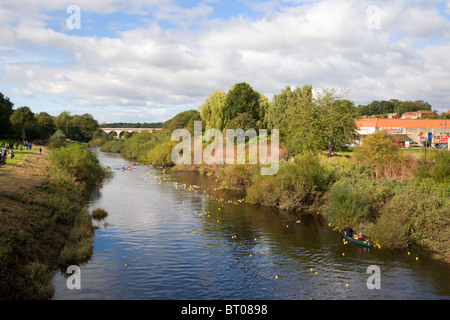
[119, 165, 420, 287]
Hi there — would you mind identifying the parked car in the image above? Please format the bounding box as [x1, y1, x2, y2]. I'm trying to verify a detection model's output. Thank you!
[408, 141, 420, 148]
[394, 141, 405, 147]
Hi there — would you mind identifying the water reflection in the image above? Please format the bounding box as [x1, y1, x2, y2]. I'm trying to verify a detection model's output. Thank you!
[52, 149, 450, 300]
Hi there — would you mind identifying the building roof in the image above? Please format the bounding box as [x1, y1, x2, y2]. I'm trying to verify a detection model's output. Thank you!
[356, 118, 449, 129]
[417, 110, 436, 114]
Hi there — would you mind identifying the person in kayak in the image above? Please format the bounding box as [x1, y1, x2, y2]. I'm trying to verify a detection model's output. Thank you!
[357, 231, 366, 241]
[342, 225, 353, 237]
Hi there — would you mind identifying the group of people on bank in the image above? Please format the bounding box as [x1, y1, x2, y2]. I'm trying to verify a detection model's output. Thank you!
[0, 140, 36, 168]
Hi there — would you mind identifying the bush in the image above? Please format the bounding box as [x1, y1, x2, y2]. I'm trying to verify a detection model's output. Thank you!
[430, 150, 450, 183]
[100, 139, 125, 153]
[365, 213, 410, 249]
[373, 179, 450, 253]
[146, 139, 175, 166]
[48, 129, 66, 148]
[219, 164, 259, 192]
[323, 178, 372, 227]
[245, 152, 335, 211]
[92, 208, 108, 220]
[49, 143, 110, 186]
[353, 131, 409, 179]
[120, 131, 156, 159]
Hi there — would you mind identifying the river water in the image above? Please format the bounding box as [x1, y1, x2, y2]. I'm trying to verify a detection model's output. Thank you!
[52, 149, 450, 300]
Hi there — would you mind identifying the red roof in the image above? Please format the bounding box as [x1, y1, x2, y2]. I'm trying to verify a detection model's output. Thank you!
[356, 118, 449, 129]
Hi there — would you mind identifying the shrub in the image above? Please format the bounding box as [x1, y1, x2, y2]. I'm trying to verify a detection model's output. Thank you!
[49, 143, 110, 186]
[365, 213, 410, 249]
[430, 150, 450, 183]
[146, 139, 175, 166]
[246, 174, 277, 206]
[48, 129, 66, 148]
[220, 164, 259, 192]
[92, 208, 108, 220]
[353, 131, 413, 179]
[373, 179, 450, 253]
[120, 131, 157, 160]
[246, 152, 335, 211]
[100, 139, 125, 153]
[324, 179, 372, 227]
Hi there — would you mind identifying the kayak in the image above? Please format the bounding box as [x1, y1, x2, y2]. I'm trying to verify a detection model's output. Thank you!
[342, 232, 371, 248]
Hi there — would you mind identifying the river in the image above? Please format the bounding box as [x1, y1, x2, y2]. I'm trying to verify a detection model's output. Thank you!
[52, 149, 450, 300]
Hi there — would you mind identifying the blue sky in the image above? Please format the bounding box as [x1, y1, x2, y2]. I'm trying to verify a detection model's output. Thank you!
[1, 0, 450, 124]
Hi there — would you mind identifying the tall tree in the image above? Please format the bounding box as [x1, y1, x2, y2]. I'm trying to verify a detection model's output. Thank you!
[200, 90, 227, 130]
[9, 106, 35, 139]
[266, 85, 312, 132]
[74, 113, 99, 142]
[54, 111, 73, 137]
[35, 112, 56, 139]
[223, 82, 261, 128]
[284, 88, 357, 154]
[0, 93, 14, 138]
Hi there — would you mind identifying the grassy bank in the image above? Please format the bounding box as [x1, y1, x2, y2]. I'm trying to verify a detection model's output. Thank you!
[0, 143, 109, 299]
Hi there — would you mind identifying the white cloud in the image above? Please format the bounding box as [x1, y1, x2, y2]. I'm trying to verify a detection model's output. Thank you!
[1, 0, 450, 123]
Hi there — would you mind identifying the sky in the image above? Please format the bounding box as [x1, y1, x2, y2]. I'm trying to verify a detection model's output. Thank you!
[1, 0, 450, 124]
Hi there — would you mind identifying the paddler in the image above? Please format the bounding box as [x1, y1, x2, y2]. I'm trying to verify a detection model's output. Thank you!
[342, 225, 353, 237]
[357, 231, 367, 241]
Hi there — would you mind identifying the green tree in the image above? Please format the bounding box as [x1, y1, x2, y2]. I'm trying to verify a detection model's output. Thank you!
[353, 130, 400, 168]
[54, 111, 74, 138]
[163, 110, 201, 133]
[226, 112, 257, 131]
[266, 85, 312, 134]
[223, 82, 261, 128]
[0, 93, 14, 138]
[200, 90, 227, 131]
[321, 99, 358, 149]
[74, 113, 99, 142]
[35, 112, 56, 139]
[9, 106, 35, 139]
[54, 111, 85, 141]
[282, 88, 357, 154]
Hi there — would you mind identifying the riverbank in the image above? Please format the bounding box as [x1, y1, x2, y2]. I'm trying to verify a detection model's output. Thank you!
[0, 144, 107, 299]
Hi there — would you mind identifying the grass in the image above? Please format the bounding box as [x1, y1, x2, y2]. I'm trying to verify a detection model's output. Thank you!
[0, 145, 40, 171]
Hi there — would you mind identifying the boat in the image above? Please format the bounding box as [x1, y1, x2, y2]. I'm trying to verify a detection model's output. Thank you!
[342, 232, 371, 248]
